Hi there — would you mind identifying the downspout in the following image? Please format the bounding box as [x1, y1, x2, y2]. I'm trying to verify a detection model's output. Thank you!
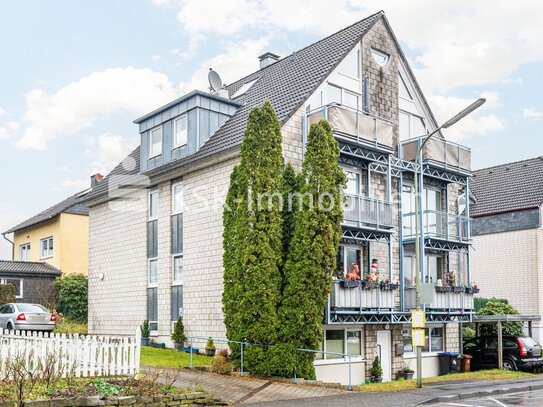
[2, 232, 14, 260]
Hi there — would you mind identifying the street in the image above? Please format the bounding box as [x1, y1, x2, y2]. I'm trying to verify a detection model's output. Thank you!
[430, 389, 543, 406]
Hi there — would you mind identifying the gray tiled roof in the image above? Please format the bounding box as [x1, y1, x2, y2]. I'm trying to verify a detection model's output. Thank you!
[0, 260, 61, 276]
[470, 156, 543, 216]
[83, 11, 383, 204]
[4, 193, 90, 234]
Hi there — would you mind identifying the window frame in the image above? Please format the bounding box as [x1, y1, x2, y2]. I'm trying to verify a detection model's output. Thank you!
[326, 84, 361, 111]
[171, 182, 183, 215]
[402, 325, 444, 354]
[399, 109, 427, 141]
[172, 255, 183, 286]
[338, 47, 361, 79]
[148, 125, 163, 159]
[19, 243, 31, 261]
[172, 115, 188, 149]
[40, 237, 53, 259]
[0, 277, 23, 299]
[315, 327, 364, 363]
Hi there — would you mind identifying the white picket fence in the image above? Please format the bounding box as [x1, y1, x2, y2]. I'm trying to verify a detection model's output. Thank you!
[0, 329, 141, 378]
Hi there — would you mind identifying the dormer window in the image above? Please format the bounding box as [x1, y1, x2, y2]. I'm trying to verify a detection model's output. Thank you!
[173, 115, 187, 148]
[370, 48, 390, 67]
[231, 78, 258, 99]
[149, 126, 162, 158]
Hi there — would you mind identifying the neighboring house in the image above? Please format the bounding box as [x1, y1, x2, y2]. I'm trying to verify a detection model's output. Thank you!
[471, 157, 543, 341]
[2, 189, 92, 276]
[0, 260, 61, 305]
[84, 11, 476, 383]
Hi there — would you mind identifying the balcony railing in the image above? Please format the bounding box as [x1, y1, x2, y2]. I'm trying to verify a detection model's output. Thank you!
[405, 287, 475, 311]
[403, 210, 471, 242]
[344, 194, 394, 230]
[400, 136, 471, 173]
[306, 103, 394, 150]
[330, 281, 397, 311]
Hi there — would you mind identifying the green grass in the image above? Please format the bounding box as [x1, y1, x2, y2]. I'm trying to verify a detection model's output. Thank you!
[357, 369, 535, 392]
[53, 319, 88, 335]
[140, 346, 213, 369]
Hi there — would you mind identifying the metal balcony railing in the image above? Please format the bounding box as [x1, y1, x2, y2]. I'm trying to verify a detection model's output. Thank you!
[405, 287, 475, 311]
[399, 135, 472, 173]
[343, 194, 394, 230]
[402, 210, 471, 242]
[330, 281, 397, 311]
[306, 103, 394, 150]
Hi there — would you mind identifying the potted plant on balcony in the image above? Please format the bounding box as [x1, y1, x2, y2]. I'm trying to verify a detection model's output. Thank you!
[469, 282, 480, 294]
[397, 362, 414, 380]
[140, 320, 151, 346]
[205, 337, 216, 356]
[435, 280, 452, 293]
[370, 356, 383, 383]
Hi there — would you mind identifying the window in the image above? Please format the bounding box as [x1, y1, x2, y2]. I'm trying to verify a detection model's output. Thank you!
[346, 331, 362, 356]
[403, 255, 414, 288]
[425, 256, 443, 285]
[172, 182, 183, 214]
[40, 237, 53, 258]
[336, 245, 366, 279]
[399, 110, 427, 140]
[171, 285, 183, 321]
[316, 328, 364, 360]
[403, 326, 443, 353]
[343, 91, 359, 110]
[173, 255, 183, 283]
[173, 115, 187, 148]
[231, 78, 258, 99]
[171, 181, 184, 321]
[149, 126, 162, 158]
[147, 220, 158, 258]
[149, 259, 158, 285]
[328, 85, 342, 105]
[19, 244, 30, 261]
[149, 189, 158, 219]
[339, 48, 360, 78]
[326, 84, 361, 110]
[371, 48, 390, 67]
[326, 330, 345, 359]
[0, 278, 23, 299]
[399, 73, 413, 100]
[147, 287, 158, 332]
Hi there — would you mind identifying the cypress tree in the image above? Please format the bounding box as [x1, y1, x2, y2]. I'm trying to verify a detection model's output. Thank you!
[281, 163, 298, 264]
[277, 120, 345, 379]
[223, 101, 284, 375]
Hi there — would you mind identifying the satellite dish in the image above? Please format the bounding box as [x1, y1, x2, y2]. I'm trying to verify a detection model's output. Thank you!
[208, 69, 223, 92]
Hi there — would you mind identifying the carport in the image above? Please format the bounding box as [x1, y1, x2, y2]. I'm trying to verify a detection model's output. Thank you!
[465, 315, 541, 369]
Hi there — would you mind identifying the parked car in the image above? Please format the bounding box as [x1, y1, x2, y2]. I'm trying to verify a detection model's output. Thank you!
[464, 335, 543, 371]
[0, 303, 56, 332]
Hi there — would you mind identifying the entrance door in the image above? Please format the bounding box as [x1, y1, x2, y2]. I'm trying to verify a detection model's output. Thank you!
[376, 330, 392, 382]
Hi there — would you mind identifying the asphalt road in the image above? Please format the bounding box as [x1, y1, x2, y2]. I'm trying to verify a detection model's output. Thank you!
[430, 389, 543, 406]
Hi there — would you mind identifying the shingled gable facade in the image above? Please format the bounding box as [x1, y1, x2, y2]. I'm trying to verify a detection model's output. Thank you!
[84, 12, 477, 383]
[471, 157, 543, 341]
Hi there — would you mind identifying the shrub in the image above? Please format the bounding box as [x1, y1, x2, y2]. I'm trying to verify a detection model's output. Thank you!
[370, 356, 383, 378]
[0, 284, 16, 305]
[171, 317, 186, 345]
[218, 348, 229, 358]
[463, 326, 476, 340]
[140, 320, 151, 339]
[474, 297, 508, 312]
[211, 355, 232, 375]
[205, 337, 215, 350]
[53, 274, 88, 322]
[477, 301, 523, 336]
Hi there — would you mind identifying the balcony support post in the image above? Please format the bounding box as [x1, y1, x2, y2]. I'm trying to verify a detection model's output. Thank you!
[399, 172, 405, 311]
[465, 177, 471, 285]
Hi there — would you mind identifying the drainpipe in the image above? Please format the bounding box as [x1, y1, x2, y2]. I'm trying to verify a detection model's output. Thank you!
[2, 232, 14, 260]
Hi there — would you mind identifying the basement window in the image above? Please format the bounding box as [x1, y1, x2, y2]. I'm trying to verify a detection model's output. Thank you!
[231, 78, 259, 99]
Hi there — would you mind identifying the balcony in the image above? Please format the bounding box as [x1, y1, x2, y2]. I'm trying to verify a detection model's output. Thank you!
[403, 210, 471, 243]
[400, 136, 471, 173]
[330, 281, 397, 311]
[307, 104, 394, 151]
[405, 286, 475, 312]
[344, 194, 394, 230]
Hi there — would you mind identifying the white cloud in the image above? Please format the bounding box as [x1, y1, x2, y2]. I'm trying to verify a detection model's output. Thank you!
[16, 67, 178, 150]
[428, 94, 505, 141]
[179, 37, 269, 93]
[86, 133, 139, 175]
[152, 54, 161, 61]
[0, 122, 18, 140]
[522, 108, 543, 120]
[60, 179, 90, 192]
[0, 107, 4, 116]
[501, 76, 523, 85]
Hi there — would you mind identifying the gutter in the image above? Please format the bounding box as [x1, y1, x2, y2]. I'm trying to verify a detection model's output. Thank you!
[1, 232, 14, 260]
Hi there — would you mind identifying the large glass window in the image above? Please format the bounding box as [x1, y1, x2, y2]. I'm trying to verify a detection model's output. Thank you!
[173, 255, 183, 284]
[347, 331, 362, 356]
[40, 237, 53, 258]
[339, 48, 360, 78]
[403, 256, 414, 288]
[172, 182, 183, 214]
[326, 330, 345, 359]
[19, 244, 30, 261]
[173, 116, 187, 148]
[336, 245, 366, 279]
[149, 259, 158, 285]
[149, 189, 158, 219]
[149, 127, 162, 158]
[317, 329, 364, 360]
[171, 285, 183, 321]
[403, 326, 443, 353]
[343, 91, 359, 110]
[147, 287, 158, 332]
[399, 110, 427, 140]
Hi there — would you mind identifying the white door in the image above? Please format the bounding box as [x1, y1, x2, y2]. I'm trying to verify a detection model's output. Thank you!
[376, 330, 392, 382]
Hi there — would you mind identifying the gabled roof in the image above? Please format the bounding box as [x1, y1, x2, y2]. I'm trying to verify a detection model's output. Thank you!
[4, 193, 89, 234]
[0, 260, 61, 277]
[470, 156, 543, 217]
[83, 11, 384, 204]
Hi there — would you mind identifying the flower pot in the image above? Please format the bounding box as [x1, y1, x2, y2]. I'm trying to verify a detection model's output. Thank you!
[397, 372, 414, 380]
[435, 286, 452, 293]
[150, 342, 166, 349]
[472, 288, 480, 294]
[371, 376, 383, 383]
[141, 337, 150, 346]
[181, 346, 200, 353]
[465, 287, 473, 294]
[341, 280, 361, 288]
[205, 348, 216, 357]
[453, 286, 465, 293]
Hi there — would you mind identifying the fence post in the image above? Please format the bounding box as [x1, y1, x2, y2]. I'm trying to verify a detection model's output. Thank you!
[189, 337, 193, 369]
[348, 355, 352, 391]
[240, 342, 244, 376]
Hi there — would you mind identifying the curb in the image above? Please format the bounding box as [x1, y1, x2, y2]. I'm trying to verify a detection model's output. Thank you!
[418, 382, 543, 405]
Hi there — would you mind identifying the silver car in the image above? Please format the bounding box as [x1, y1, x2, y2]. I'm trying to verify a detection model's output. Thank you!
[0, 303, 56, 332]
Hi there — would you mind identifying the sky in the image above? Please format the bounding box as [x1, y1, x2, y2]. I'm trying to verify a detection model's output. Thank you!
[1, 0, 542, 259]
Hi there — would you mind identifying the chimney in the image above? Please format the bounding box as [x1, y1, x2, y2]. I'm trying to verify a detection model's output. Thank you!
[258, 52, 280, 69]
[90, 173, 103, 187]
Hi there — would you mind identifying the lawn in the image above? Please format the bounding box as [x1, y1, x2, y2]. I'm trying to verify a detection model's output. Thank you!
[140, 346, 213, 369]
[53, 319, 88, 335]
[357, 369, 535, 392]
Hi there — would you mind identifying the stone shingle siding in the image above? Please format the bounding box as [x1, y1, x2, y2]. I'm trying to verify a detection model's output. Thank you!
[472, 209, 540, 236]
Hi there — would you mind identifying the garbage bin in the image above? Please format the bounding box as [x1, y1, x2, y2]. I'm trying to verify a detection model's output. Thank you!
[461, 354, 472, 372]
[437, 352, 462, 375]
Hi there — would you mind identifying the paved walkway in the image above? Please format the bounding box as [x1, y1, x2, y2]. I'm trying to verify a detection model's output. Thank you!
[149, 367, 543, 406]
[147, 367, 344, 405]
